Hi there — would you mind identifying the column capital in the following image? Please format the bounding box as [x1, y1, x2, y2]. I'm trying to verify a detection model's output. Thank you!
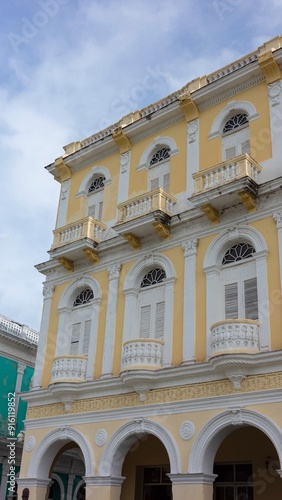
[169, 473, 217, 485]
[43, 284, 55, 300]
[107, 264, 121, 280]
[182, 239, 198, 257]
[273, 212, 282, 229]
[84, 476, 125, 487]
[17, 363, 26, 375]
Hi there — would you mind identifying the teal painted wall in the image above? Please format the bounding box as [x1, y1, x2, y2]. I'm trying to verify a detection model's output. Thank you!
[16, 366, 34, 435]
[0, 357, 17, 438]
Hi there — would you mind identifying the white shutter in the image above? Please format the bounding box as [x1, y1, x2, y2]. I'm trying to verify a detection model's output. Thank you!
[155, 301, 165, 339]
[225, 146, 236, 160]
[98, 201, 103, 221]
[244, 278, 258, 320]
[70, 323, 80, 354]
[163, 173, 170, 192]
[88, 204, 96, 218]
[140, 305, 151, 338]
[225, 283, 238, 319]
[241, 140, 250, 155]
[151, 178, 159, 190]
[82, 320, 91, 355]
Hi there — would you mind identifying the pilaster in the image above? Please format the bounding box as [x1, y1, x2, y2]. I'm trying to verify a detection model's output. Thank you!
[101, 264, 121, 376]
[182, 239, 198, 363]
[273, 212, 282, 290]
[32, 285, 54, 389]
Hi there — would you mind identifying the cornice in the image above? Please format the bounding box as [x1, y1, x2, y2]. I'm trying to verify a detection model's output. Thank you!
[23, 350, 282, 411]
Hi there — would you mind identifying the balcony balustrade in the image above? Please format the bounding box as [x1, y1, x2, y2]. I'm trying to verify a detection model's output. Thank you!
[52, 216, 107, 250]
[192, 153, 262, 195]
[117, 188, 176, 224]
[121, 339, 164, 371]
[210, 319, 259, 357]
[50, 355, 87, 383]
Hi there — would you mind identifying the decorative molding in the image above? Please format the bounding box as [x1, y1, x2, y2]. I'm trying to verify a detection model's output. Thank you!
[152, 220, 170, 239]
[273, 212, 282, 229]
[112, 127, 131, 153]
[200, 203, 219, 224]
[258, 50, 281, 84]
[182, 239, 198, 257]
[187, 119, 199, 143]
[83, 248, 99, 264]
[26, 370, 282, 419]
[238, 190, 257, 211]
[120, 151, 130, 173]
[43, 285, 55, 300]
[107, 264, 121, 280]
[17, 363, 26, 375]
[95, 429, 108, 447]
[268, 80, 282, 107]
[25, 435, 36, 452]
[58, 257, 74, 272]
[180, 421, 195, 440]
[123, 233, 141, 250]
[229, 408, 243, 426]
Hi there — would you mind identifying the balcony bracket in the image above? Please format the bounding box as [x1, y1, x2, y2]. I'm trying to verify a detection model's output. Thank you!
[200, 203, 219, 224]
[152, 221, 170, 239]
[238, 190, 257, 212]
[58, 257, 74, 272]
[123, 232, 141, 250]
[83, 248, 99, 264]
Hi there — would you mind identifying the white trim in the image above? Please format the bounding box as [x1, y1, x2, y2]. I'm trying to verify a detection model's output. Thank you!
[188, 409, 282, 475]
[27, 427, 94, 479]
[76, 166, 111, 198]
[73, 478, 85, 499]
[58, 276, 102, 310]
[203, 226, 270, 356]
[186, 119, 199, 197]
[137, 136, 179, 171]
[51, 472, 65, 500]
[98, 419, 181, 476]
[208, 100, 259, 139]
[33, 287, 54, 389]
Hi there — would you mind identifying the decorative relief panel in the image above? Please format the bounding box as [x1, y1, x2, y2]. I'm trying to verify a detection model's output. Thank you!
[180, 421, 195, 440]
[268, 80, 282, 107]
[95, 429, 108, 447]
[26, 371, 282, 419]
[25, 435, 36, 452]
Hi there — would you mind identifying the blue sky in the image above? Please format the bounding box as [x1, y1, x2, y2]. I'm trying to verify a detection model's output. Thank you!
[0, 0, 281, 331]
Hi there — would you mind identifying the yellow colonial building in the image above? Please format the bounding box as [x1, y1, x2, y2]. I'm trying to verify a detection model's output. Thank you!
[19, 36, 282, 499]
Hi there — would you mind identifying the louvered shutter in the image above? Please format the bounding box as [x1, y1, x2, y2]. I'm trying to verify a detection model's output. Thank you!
[225, 146, 236, 160]
[88, 204, 96, 218]
[241, 140, 250, 155]
[151, 178, 159, 190]
[163, 173, 170, 192]
[140, 305, 151, 338]
[70, 323, 80, 354]
[225, 282, 238, 319]
[244, 278, 258, 320]
[82, 320, 91, 355]
[98, 201, 103, 221]
[155, 301, 165, 339]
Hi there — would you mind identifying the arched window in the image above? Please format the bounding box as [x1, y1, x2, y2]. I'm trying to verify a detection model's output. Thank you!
[222, 112, 250, 160]
[123, 254, 176, 366]
[70, 288, 94, 355]
[139, 268, 166, 339]
[87, 174, 106, 221]
[221, 243, 258, 320]
[149, 147, 171, 192]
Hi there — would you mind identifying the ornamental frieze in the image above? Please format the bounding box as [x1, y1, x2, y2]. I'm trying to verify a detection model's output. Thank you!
[26, 371, 282, 419]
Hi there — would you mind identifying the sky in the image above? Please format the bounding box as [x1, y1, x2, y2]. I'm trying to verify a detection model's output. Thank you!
[0, 0, 281, 331]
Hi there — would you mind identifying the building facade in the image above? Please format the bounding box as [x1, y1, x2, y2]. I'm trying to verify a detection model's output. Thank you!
[19, 36, 282, 499]
[0, 314, 38, 499]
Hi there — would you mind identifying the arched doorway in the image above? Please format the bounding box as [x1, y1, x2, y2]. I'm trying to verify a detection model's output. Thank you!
[48, 445, 85, 499]
[213, 426, 281, 499]
[121, 434, 172, 500]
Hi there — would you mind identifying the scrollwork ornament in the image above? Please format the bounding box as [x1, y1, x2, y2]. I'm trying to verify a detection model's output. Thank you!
[95, 429, 108, 447]
[25, 436, 36, 452]
[180, 421, 195, 440]
[182, 239, 198, 257]
[273, 212, 282, 229]
[108, 264, 121, 280]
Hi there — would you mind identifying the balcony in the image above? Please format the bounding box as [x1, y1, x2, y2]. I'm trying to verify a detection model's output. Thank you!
[210, 319, 259, 357]
[115, 188, 177, 241]
[50, 216, 107, 268]
[50, 355, 88, 384]
[189, 154, 262, 220]
[121, 339, 164, 371]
